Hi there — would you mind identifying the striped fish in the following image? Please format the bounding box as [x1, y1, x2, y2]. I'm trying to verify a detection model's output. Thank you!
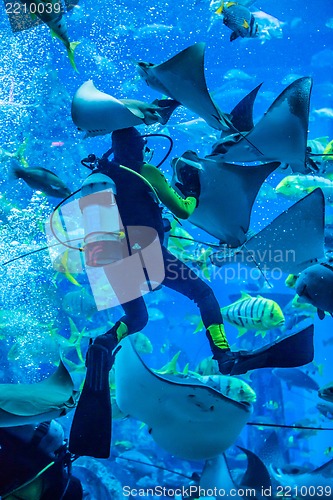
[221, 292, 285, 337]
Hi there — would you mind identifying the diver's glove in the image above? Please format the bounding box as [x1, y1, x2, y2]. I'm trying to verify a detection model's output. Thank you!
[175, 165, 201, 207]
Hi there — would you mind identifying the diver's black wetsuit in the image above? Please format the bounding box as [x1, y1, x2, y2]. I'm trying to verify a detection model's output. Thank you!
[98, 160, 223, 334]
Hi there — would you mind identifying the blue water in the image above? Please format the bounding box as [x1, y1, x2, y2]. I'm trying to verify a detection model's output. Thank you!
[1, 0, 333, 497]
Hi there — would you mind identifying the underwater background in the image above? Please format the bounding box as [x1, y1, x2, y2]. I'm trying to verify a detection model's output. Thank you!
[1, 0, 333, 497]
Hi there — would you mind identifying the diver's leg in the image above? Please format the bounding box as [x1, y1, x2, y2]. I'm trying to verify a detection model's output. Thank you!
[162, 247, 237, 374]
[92, 295, 149, 363]
[70, 295, 149, 458]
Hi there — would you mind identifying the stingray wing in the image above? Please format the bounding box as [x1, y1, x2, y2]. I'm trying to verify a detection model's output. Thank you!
[71, 80, 144, 137]
[0, 361, 78, 426]
[140, 43, 232, 131]
[211, 188, 325, 274]
[172, 151, 280, 246]
[222, 77, 313, 172]
[115, 336, 251, 461]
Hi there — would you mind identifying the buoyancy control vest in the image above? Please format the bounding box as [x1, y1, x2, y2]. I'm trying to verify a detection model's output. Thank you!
[95, 160, 165, 241]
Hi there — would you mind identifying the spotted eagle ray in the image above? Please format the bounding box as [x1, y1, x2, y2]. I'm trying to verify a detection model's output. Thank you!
[114, 336, 252, 461]
[71, 80, 179, 137]
[0, 361, 78, 426]
[136, 42, 234, 131]
[171, 150, 280, 246]
[216, 77, 313, 173]
[210, 188, 325, 274]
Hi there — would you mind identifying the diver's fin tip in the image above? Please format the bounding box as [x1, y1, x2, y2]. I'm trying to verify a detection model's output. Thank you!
[69, 344, 113, 458]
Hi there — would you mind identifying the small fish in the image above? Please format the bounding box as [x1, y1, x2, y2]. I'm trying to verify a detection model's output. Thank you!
[276, 174, 333, 203]
[62, 288, 98, 320]
[197, 374, 256, 404]
[316, 402, 333, 420]
[133, 332, 153, 354]
[215, 1, 259, 42]
[273, 368, 319, 392]
[195, 356, 220, 376]
[12, 160, 71, 199]
[223, 69, 255, 81]
[148, 307, 165, 321]
[307, 136, 329, 155]
[323, 336, 333, 347]
[313, 108, 333, 119]
[285, 274, 299, 288]
[323, 139, 333, 161]
[58, 250, 82, 287]
[51, 141, 65, 147]
[263, 400, 279, 410]
[288, 294, 317, 316]
[221, 292, 285, 336]
[318, 382, 333, 403]
[326, 18, 333, 29]
[114, 440, 134, 451]
[168, 118, 220, 143]
[18, 0, 80, 71]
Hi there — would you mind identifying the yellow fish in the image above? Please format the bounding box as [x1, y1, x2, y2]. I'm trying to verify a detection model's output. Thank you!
[323, 139, 333, 161]
[221, 292, 285, 337]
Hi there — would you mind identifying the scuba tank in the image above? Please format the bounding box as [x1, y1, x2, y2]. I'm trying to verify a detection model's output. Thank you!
[79, 172, 125, 267]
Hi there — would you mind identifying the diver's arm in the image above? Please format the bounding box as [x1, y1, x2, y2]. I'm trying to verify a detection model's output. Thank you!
[141, 163, 197, 219]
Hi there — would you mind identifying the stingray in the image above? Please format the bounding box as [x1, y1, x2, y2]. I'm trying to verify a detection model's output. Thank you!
[136, 42, 234, 131]
[171, 150, 280, 246]
[199, 447, 271, 499]
[270, 459, 333, 490]
[71, 80, 179, 137]
[0, 361, 78, 427]
[216, 77, 313, 173]
[211, 188, 325, 274]
[115, 337, 252, 461]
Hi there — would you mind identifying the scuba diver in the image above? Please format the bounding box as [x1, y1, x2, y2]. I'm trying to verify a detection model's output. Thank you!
[82, 127, 235, 374]
[0, 421, 82, 500]
[70, 126, 315, 458]
[69, 126, 236, 457]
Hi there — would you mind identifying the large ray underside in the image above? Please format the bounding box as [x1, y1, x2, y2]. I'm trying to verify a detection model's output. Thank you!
[115, 337, 251, 461]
